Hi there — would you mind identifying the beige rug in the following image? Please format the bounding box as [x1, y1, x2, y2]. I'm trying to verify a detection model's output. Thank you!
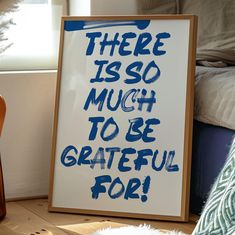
[58, 221, 185, 235]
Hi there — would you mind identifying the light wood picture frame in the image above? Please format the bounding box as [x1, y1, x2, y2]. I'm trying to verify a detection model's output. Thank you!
[49, 15, 197, 221]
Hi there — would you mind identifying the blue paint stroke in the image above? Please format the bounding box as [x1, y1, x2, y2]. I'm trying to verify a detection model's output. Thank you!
[124, 178, 141, 200]
[64, 20, 150, 31]
[141, 176, 151, 202]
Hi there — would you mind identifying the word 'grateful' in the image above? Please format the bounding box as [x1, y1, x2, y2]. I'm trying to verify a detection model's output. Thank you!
[61, 145, 179, 172]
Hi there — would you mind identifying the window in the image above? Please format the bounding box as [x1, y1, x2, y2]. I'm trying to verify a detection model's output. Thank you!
[0, 0, 67, 71]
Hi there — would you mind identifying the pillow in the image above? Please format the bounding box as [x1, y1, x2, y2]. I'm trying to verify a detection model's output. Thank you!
[192, 139, 235, 235]
[137, 0, 178, 14]
[180, 0, 235, 65]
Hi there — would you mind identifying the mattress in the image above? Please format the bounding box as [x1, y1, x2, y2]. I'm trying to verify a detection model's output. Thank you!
[190, 121, 235, 214]
[194, 66, 235, 130]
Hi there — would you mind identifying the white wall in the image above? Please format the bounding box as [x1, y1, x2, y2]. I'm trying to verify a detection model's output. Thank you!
[0, 0, 138, 200]
[69, 0, 91, 15]
[91, 0, 138, 15]
[69, 0, 138, 15]
[0, 71, 56, 199]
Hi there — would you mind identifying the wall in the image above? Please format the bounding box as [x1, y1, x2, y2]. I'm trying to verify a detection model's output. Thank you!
[0, 0, 138, 200]
[69, 0, 91, 15]
[0, 71, 56, 199]
[69, 0, 138, 15]
[91, 0, 138, 15]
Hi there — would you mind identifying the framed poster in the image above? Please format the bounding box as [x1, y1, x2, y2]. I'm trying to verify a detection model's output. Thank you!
[49, 15, 197, 221]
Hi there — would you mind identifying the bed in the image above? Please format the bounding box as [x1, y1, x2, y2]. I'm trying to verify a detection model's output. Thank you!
[190, 66, 235, 214]
[175, 0, 235, 215]
[137, 0, 235, 215]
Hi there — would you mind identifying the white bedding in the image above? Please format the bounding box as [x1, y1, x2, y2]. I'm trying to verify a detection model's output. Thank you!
[194, 66, 235, 130]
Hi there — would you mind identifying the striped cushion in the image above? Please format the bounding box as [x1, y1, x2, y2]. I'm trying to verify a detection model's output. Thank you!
[192, 139, 235, 234]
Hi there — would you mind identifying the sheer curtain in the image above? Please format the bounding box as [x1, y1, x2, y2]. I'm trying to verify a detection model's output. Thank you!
[0, 0, 67, 71]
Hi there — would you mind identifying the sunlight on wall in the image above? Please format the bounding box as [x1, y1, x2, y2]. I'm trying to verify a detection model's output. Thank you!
[69, 0, 91, 16]
[0, 0, 64, 70]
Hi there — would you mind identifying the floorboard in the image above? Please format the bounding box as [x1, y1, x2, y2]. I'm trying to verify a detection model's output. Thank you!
[0, 199, 198, 234]
[2, 201, 69, 234]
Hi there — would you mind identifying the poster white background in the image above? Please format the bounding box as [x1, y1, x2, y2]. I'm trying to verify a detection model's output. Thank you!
[52, 19, 190, 216]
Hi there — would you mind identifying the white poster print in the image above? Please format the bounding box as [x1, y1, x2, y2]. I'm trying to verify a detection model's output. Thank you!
[50, 16, 196, 221]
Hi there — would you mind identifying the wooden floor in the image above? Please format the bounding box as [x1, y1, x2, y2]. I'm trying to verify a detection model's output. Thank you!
[0, 199, 198, 235]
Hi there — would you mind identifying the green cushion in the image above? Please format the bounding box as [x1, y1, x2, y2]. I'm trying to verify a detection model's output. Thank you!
[192, 140, 235, 234]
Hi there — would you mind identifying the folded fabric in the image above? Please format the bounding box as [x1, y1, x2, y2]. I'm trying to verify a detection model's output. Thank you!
[136, 0, 178, 14]
[197, 49, 235, 66]
[180, 0, 235, 66]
